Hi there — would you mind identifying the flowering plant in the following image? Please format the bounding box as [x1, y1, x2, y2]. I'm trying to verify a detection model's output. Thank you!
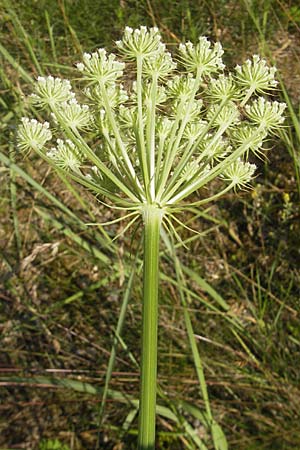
[18, 26, 285, 449]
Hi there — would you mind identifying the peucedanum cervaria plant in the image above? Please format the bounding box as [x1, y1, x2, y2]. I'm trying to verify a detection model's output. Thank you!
[18, 26, 285, 450]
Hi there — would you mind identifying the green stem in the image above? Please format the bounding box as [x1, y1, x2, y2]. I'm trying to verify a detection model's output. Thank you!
[155, 69, 202, 203]
[100, 83, 143, 196]
[138, 204, 163, 450]
[161, 99, 233, 203]
[136, 55, 150, 198]
[52, 109, 141, 203]
[146, 73, 158, 201]
[168, 125, 265, 204]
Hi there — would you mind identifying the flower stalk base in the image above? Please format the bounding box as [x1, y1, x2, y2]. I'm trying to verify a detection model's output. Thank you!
[138, 204, 163, 450]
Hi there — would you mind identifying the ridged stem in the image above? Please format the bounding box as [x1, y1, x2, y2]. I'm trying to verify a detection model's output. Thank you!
[138, 204, 163, 450]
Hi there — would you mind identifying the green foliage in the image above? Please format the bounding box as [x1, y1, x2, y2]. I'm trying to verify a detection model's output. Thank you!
[289, 5, 300, 23]
[39, 439, 70, 450]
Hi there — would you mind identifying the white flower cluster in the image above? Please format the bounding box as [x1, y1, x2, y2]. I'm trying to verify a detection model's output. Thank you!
[207, 75, 240, 102]
[51, 99, 92, 130]
[245, 98, 286, 133]
[207, 102, 240, 127]
[143, 51, 176, 79]
[17, 118, 52, 152]
[116, 26, 162, 59]
[178, 37, 225, 75]
[77, 49, 125, 85]
[17, 26, 286, 211]
[235, 55, 278, 94]
[31, 76, 75, 109]
[182, 121, 208, 145]
[221, 158, 257, 189]
[84, 83, 128, 109]
[230, 124, 267, 157]
[47, 139, 83, 173]
[166, 75, 196, 100]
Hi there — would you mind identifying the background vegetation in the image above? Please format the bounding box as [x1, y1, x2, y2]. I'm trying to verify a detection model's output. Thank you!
[0, 0, 300, 448]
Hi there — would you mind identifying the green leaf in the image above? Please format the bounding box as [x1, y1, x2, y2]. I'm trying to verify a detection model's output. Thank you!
[211, 420, 228, 450]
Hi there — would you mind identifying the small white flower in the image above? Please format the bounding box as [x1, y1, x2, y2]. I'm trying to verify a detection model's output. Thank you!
[116, 26, 162, 59]
[207, 102, 240, 128]
[47, 139, 83, 173]
[206, 74, 240, 102]
[230, 124, 267, 157]
[76, 63, 85, 72]
[166, 74, 196, 100]
[52, 99, 92, 130]
[77, 49, 125, 85]
[221, 158, 256, 189]
[17, 118, 52, 152]
[84, 83, 128, 109]
[245, 97, 286, 133]
[178, 37, 224, 75]
[31, 76, 75, 109]
[235, 55, 277, 94]
[88, 165, 104, 182]
[143, 50, 176, 79]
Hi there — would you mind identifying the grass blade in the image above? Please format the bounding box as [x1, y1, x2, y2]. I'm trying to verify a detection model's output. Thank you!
[0, 42, 33, 84]
[97, 256, 139, 432]
[162, 230, 228, 450]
